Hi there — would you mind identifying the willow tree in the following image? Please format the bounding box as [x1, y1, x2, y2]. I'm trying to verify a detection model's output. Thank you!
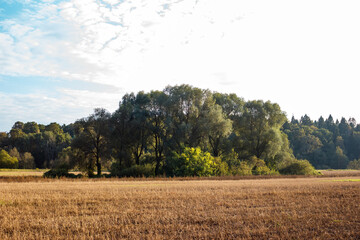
[235, 100, 287, 162]
[195, 95, 232, 157]
[72, 108, 111, 176]
[148, 90, 168, 175]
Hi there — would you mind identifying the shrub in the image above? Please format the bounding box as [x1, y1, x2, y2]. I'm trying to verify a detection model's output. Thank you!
[43, 168, 84, 178]
[347, 159, 360, 170]
[110, 161, 121, 176]
[251, 160, 273, 175]
[279, 159, 320, 175]
[8, 148, 35, 169]
[231, 161, 252, 176]
[43, 168, 70, 178]
[164, 147, 227, 177]
[163, 151, 183, 177]
[0, 150, 18, 169]
[222, 149, 239, 169]
[252, 164, 272, 175]
[19, 152, 35, 169]
[213, 158, 230, 176]
[111, 163, 155, 177]
[245, 156, 273, 175]
[176, 147, 219, 177]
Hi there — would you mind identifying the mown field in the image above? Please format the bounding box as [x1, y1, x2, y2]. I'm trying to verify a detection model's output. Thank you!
[0, 169, 47, 177]
[0, 173, 359, 239]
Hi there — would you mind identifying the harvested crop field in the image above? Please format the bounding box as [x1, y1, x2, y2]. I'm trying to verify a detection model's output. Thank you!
[0, 177, 359, 239]
[0, 169, 47, 177]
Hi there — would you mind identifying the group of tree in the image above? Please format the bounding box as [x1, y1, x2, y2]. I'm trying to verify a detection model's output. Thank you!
[2, 85, 359, 177]
[0, 122, 72, 169]
[283, 115, 360, 169]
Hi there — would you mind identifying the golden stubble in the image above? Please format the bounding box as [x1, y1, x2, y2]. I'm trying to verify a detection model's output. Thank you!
[0, 177, 359, 239]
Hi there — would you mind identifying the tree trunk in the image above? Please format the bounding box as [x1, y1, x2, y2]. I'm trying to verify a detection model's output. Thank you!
[155, 156, 161, 176]
[96, 155, 102, 176]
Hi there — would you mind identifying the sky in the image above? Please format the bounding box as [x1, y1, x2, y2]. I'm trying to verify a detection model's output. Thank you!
[1, 0, 360, 132]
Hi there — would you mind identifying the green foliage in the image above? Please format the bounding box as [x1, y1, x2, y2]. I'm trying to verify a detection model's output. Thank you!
[45, 123, 63, 134]
[231, 161, 252, 176]
[181, 147, 218, 176]
[110, 163, 155, 177]
[43, 147, 85, 178]
[213, 158, 230, 176]
[197, 101, 233, 157]
[279, 159, 320, 175]
[347, 159, 360, 170]
[285, 115, 360, 169]
[43, 168, 81, 178]
[4, 121, 72, 169]
[0, 150, 18, 169]
[53, 147, 73, 170]
[246, 156, 278, 175]
[23, 122, 40, 134]
[12, 121, 24, 130]
[169, 147, 219, 177]
[234, 100, 287, 162]
[8, 148, 20, 161]
[8, 148, 35, 169]
[331, 146, 348, 169]
[43, 168, 70, 178]
[252, 164, 272, 175]
[221, 149, 239, 169]
[72, 108, 111, 176]
[20, 152, 35, 169]
[5, 85, 360, 176]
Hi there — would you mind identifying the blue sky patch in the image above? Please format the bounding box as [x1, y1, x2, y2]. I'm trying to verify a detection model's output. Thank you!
[0, 0, 66, 20]
[0, 1, 24, 19]
[0, 75, 120, 96]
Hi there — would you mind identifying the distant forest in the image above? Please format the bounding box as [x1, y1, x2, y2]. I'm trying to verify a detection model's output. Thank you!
[1, 85, 359, 176]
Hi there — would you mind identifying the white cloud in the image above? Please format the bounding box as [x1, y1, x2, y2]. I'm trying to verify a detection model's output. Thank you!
[58, 88, 121, 111]
[1, 0, 247, 89]
[1, 0, 360, 131]
[0, 88, 122, 131]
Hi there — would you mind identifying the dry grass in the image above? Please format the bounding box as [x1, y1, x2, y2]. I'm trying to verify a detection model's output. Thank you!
[0, 169, 359, 181]
[0, 169, 47, 177]
[320, 169, 360, 177]
[0, 177, 359, 239]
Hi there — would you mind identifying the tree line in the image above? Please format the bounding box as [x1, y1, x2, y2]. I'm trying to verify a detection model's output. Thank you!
[284, 114, 360, 169]
[1, 85, 359, 176]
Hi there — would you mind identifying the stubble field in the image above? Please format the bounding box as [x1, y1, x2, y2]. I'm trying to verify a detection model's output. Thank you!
[0, 176, 359, 239]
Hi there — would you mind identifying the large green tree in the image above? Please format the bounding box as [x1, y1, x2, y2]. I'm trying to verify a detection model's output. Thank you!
[146, 90, 169, 175]
[72, 108, 111, 176]
[235, 100, 287, 162]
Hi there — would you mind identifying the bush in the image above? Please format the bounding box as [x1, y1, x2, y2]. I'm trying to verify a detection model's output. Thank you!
[19, 152, 35, 169]
[231, 161, 252, 176]
[229, 156, 279, 176]
[246, 156, 278, 175]
[110, 161, 121, 176]
[43, 168, 70, 178]
[8, 148, 35, 169]
[222, 149, 239, 169]
[279, 159, 320, 175]
[252, 164, 271, 175]
[347, 159, 360, 170]
[252, 162, 278, 175]
[43, 167, 83, 178]
[163, 151, 183, 177]
[175, 147, 219, 177]
[111, 163, 155, 177]
[0, 149, 18, 169]
[213, 158, 230, 176]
